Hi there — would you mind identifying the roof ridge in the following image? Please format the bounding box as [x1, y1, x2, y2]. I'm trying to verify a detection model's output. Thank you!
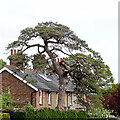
[5, 65, 17, 68]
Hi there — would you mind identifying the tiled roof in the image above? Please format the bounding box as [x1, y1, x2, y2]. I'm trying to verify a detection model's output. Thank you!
[2, 65, 74, 92]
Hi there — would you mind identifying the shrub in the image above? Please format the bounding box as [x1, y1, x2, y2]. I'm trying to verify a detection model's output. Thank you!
[3, 109, 25, 120]
[0, 113, 10, 120]
[88, 107, 113, 118]
[0, 90, 13, 109]
[3, 107, 88, 119]
[23, 104, 35, 120]
[87, 118, 118, 120]
[66, 110, 78, 119]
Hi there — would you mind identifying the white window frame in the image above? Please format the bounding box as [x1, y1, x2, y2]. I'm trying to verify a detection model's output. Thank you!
[48, 92, 51, 105]
[69, 92, 72, 105]
[39, 90, 43, 104]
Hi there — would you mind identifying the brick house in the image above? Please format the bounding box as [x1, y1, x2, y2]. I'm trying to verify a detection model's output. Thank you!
[0, 65, 85, 110]
[0, 49, 86, 110]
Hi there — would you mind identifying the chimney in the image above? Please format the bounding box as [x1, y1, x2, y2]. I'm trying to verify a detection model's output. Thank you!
[11, 49, 13, 55]
[14, 49, 16, 54]
[63, 58, 65, 61]
[57, 58, 59, 63]
[20, 49, 22, 53]
[9, 49, 24, 69]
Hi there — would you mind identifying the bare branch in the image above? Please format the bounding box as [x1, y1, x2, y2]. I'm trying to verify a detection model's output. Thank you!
[50, 47, 71, 56]
[60, 60, 81, 74]
[22, 44, 45, 53]
[47, 40, 59, 44]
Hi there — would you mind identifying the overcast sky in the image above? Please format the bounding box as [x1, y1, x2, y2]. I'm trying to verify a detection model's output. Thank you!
[0, 0, 118, 83]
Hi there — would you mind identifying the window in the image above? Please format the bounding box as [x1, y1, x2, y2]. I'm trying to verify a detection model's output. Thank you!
[69, 92, 72, 105]
[48, 92, 51, 105]
[39, 90, 43, 104]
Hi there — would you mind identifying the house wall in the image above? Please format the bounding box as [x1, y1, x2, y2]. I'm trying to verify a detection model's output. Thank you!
[1, 70, 85, 110]
[35, 91, 58, 109]
[70, 93, 86, 110]
[64, 92, 86, 110]
[1, 71, 36, 107]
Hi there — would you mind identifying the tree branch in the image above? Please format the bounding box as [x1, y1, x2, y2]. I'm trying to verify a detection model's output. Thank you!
[22, 44, 45, 53]
[50, 47, 71, 56]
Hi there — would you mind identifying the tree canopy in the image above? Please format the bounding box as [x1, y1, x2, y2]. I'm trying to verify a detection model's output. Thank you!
[0, 59, 6, 69]
[7, 21, 114, 110]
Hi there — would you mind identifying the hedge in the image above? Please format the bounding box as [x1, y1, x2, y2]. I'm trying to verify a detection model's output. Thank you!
[0, 113, 10, 120]
[87, 118, 119, 120]
[3, 108, 87, 120]
[3, 108, 119, 120]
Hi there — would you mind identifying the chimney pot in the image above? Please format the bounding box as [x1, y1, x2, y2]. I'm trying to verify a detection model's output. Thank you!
[20, 49, 22, 53]
[14, 49, 16, 54]
[11, 49, 13, 55]
[17, 50, 19, 54]
[63, 58, 65, 61]
[57, 58, 59, 63]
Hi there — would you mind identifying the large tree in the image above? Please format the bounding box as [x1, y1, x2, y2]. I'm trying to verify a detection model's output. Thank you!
[7, 21, 114, 110]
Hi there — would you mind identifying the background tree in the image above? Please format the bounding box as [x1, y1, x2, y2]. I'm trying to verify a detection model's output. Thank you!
[7, 21, 114, 110]
[102, 84, 120, 116]
[8, 53, 29, 69]
[32, 54, 47, 73]
[0, 59, 6, 69]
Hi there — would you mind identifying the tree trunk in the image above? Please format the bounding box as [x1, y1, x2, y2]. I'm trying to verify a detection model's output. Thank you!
[58, 75, 66, 110]
[45, 45, 66, 110]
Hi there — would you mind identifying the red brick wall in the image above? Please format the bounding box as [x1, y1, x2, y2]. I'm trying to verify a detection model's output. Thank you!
[1, 71, 36, 107]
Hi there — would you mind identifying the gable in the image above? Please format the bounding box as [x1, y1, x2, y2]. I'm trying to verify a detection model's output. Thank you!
[0, 67, 38, 91]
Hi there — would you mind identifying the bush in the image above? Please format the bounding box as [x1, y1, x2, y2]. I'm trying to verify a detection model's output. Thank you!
[87, 118, 119, 120]
[0, 90, 13, 109]
[0, 113, 10, 120]
[3, 109, 25, 120]
[4, 107, 88, 119]
[23, 104, 35, 120]
[78, 110, 88, 119]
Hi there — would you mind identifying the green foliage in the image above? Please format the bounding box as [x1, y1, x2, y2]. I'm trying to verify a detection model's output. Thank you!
[32, 54, 47, 72]
[4, 108, 88, 119]
[3, 109, 25, 120]
[88, 107, 113, 118]
[68, 53, 114, 110]
[8, 53, 29, 68]
[101, 84, 116, 95]
[87, 118, 118, 120]
[0, 113, 10, 120]
[0, 90, 13, 109]
[0, 59, 6, 69]
[4, 108, 118, 120]
[23, 104, 35, 119]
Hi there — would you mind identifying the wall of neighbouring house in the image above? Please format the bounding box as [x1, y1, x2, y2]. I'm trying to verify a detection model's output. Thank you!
[1, 71, 36, 107]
